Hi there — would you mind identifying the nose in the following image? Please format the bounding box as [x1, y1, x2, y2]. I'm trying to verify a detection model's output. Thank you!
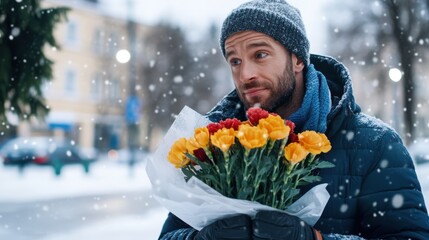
[238, 61, 257, 83]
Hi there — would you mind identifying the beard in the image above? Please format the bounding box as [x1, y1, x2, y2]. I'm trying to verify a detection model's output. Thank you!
[237, 63, 296, 113]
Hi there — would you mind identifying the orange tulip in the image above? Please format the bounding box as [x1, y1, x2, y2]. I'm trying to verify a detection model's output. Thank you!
[186, 137, 200, 153]
[284, 142, 309, 164]
[236, 124, 268, 149]
[258, 114, 290, 140]
[186, 127, 210, 154]
[318, 133, 332, 153]
[298, 131, 332, 155]
[211, 128, 236, 152]
[194, 127, 210, 148]
[167, 138, 190, 168]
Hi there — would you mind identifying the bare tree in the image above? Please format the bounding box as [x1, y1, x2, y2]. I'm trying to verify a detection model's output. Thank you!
[326, 0, 429, 144]
[141, 23, 227, 146]
[141, 24, 189, 141]
[190, 23, 233, 112]
[383, 0, 429, 142]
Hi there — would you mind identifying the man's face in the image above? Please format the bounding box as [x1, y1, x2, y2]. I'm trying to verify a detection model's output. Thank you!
[224, 31, 296, 112]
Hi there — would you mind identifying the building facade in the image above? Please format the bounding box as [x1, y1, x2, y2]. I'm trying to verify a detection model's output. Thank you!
[13, 0, 150, 155]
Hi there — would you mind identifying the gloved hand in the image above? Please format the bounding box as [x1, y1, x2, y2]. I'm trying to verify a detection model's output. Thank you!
[194, 214, 252, 240]
[253, 210, 320, 240]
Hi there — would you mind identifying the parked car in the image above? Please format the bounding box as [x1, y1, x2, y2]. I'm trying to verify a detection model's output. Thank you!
[0, 137, 94, 170]
[408, 138, 429, 164]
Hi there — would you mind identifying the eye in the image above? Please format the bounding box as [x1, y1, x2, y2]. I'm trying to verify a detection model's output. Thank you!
[255, 51, 268, 59]
[229, 58, 241, 66]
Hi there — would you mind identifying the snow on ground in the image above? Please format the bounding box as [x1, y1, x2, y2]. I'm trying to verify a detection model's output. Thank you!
[0, 161, 151, 202]
[42, 208, 168, 240]
[0, 160, 168, 239]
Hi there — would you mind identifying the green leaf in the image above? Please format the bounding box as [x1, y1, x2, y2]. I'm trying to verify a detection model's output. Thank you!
[300, 175, 322, 184]
[314, 161, 336, 169]
[181, 167, 195, 181]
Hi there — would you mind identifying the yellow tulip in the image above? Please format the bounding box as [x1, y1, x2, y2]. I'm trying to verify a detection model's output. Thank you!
[258, 114, 291, 140]
[298, 131, 332, 155]
[284, 142, 309, 164]
[186, 137, 200, 153]
[194, 127, 210, 148]
[186, 127, 210, 153]
[167, 138, 190, 168]
[318, 133, 332, 153]
[236, 124, 268, 149]
[211, 128, 236, 152]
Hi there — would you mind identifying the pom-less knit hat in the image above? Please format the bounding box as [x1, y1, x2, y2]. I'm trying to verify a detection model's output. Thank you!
[220, 0, 310, 66]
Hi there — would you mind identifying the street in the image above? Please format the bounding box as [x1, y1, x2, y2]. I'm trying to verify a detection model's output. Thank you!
[0, 191, 163, 239]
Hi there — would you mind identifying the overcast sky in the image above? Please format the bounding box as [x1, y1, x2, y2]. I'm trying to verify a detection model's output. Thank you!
[99, 0, 330, 54]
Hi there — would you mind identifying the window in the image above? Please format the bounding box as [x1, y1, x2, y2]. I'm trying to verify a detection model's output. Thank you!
[64, 69, 77, 95]
[108, 78, 120, 103]
[65, 21, 79, 48]
[107, 32, 118, 57]
[91, 73, 102, 101]
[92, 28, 104, 55]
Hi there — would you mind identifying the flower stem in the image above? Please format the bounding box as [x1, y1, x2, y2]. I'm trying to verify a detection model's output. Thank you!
[278, 163, 295, 209]
[204, 148, 222, 175]
[266, 140, 275, 156]
[268, 138, 288, 207]
[223, 151, 233, 196]
[238, 149, 252, 199]
[251, 148, 264, 201]
[306, 154, 316, 166]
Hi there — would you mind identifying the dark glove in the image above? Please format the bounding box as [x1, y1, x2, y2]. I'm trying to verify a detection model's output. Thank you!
[194, 214, 252, 240]
[253, 210, 319, 240]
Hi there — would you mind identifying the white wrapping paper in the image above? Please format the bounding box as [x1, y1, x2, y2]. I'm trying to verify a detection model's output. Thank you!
[146, 106, 330, 230]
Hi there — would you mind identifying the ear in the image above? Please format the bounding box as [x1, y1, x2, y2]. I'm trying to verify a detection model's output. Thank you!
[292, 54, 305, 74]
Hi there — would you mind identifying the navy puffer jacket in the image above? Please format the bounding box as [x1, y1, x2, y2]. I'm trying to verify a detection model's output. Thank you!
[159, 54, 429, 239]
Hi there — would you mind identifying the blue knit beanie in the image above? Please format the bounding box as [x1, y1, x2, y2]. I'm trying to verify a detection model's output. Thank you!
[220, 0, 310, 66]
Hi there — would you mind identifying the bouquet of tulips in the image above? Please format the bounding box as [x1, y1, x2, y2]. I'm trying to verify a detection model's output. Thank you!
[166, 107, 334, 211]
[146, 106, 333, 230]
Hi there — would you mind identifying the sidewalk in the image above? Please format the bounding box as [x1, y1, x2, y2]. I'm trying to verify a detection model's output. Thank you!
[0, 161, 168, 239]
[42, 207, 168, 240]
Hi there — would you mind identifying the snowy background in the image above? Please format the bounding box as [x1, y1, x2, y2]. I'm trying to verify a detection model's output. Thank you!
[1, 0, 429, 239]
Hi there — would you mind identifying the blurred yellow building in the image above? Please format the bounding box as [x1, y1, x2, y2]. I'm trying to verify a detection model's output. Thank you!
[15, 0, 150, 155]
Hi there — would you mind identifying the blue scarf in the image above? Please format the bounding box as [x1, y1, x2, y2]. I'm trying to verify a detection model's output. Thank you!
[288, 64, 331, 133]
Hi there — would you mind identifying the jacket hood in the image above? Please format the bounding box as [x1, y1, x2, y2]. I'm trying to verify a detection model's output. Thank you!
[309, 54, 360, 124]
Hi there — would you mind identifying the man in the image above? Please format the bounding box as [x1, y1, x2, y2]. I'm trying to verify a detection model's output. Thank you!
[159, 0, 429, 239]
